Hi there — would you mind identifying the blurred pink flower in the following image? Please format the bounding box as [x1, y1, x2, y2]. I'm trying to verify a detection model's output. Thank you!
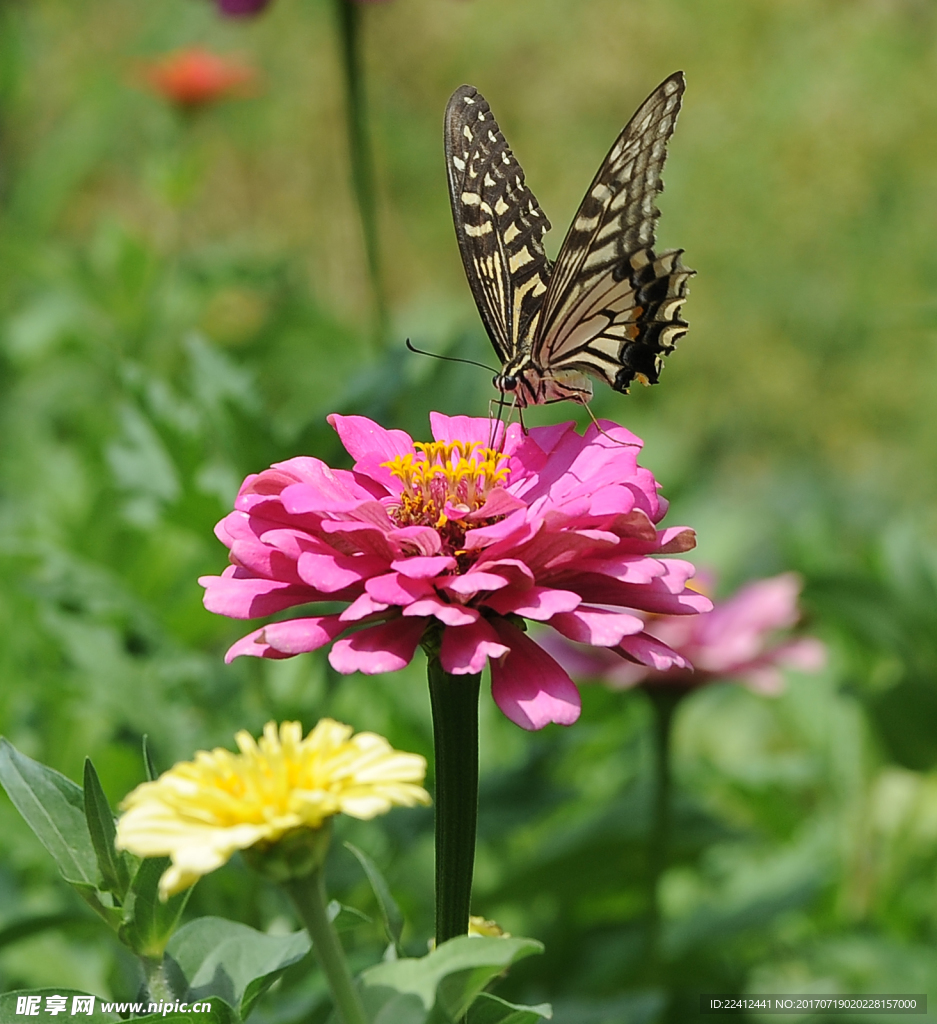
[140, 48, 256, 109]
[542, 572, 825, 695]
[200, 414, 710, 730]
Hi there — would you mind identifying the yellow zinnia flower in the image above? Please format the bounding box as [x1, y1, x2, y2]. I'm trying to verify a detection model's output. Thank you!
[468, 915, 510, 938]
[116, 719, 431, 900]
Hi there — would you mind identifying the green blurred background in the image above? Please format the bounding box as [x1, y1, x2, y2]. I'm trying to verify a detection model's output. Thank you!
[2, 0, 937, 1020]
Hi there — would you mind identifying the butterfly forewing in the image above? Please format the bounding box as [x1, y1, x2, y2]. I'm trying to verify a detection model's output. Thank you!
[445, 85, 553, 366]
[536, 72, 694, 392]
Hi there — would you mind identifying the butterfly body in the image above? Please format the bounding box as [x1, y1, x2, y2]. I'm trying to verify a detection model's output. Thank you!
[445, 74, 694, 408]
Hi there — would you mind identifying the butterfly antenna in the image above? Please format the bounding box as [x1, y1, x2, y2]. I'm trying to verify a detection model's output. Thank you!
[577, 397, 640, 448]
[405, 338, 500, 375]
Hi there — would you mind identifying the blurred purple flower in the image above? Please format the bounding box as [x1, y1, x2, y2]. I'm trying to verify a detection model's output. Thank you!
[215, 0, 273, 16]
[214, 0, 390, 15]
[542, 572, 826, 695]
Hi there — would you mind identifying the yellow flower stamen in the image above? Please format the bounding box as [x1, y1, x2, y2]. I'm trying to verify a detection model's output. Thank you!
[382, 440, 510, 531]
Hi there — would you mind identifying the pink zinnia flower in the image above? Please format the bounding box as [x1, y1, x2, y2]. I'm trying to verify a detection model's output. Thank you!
[199, 414, 710, 730]
[542, 572, 826, 695]
[140, 48, 257, 109]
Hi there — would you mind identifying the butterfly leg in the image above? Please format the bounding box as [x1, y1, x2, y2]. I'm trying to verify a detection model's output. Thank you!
[575, 395, 639, 448]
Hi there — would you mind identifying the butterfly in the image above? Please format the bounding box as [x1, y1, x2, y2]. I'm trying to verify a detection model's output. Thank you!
[444, 72, 694, 409]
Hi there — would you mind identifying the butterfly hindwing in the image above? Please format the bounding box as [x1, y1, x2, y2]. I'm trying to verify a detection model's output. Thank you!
[444, 85, 553, 366]
[536, 72, 694, 392]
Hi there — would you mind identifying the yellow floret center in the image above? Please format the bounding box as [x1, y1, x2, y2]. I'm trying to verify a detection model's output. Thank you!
[382, 440, 510, 529]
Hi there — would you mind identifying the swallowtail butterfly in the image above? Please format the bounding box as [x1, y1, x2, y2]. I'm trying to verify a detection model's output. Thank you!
[445, 72, 693, 408]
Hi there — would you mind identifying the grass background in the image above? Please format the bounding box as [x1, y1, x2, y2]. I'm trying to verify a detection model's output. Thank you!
[1, 0, 937, 1021]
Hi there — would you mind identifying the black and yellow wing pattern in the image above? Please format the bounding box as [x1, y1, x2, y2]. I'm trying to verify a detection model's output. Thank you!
[445, 73, 694, 407]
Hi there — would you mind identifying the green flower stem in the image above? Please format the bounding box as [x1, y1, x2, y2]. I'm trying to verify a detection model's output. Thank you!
[142, 957, 175, 1006]
[285, 867, 368, 1024]
[334, 0, 388, 347]
[427, 652, 482, 945]
[645, 686, 687, 988]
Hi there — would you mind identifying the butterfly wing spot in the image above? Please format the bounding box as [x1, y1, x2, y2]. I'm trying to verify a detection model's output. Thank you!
[509, 247, 535, 273]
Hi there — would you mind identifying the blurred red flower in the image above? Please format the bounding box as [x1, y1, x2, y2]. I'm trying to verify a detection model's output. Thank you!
[141, 48, 257, 109]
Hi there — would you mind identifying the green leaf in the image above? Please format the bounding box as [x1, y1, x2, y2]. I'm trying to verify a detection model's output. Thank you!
[328, 899, 373, 932]
[345, 841, 404, 955]
[83, 758, 131, 900]
[0, 738, 99, 886]
[163, 915, 311, 1020]
[357, 935, 544, 1024]
[0, 911, 97, 950]
[0, 989, 120, 1022]
[119, 857, 191, 958]
[142, 734, 159, 781]
[468, 993, 552, 1024]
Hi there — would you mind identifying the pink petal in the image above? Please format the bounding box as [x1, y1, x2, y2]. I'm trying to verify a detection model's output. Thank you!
[391, 555, 457, 579]
[461, 509, 536, 552]
[776, 636, 827, 672]
[569, 572, 713, 615]
[328, 413, 413, 464]
[441, 571, 511, 597]
[228, 541, 304, 584]
[403, 597, 479, 627]
[365, 572, 433, 606]
[549, 606, 644, 646]
[619, 632, 690, 672]
[520, 529, 619, 576]
[331, 407, 415, 491]
[319, 520, 398, 560]
[471, 558, 535, 587]
[199, 574, 315, 619]
[329, 617, 427, 674]
[489, 618, 581, 730]
[574, 555, 669, 585]
[279, 462, 377, 513]
[464, 488, 526, 521]
[521, 421, 580, 458]
[429, 413, 504, 450]
[340, 592, 390, 622]
[484, 585, 581, 620]
[255, 615, 346, 656]
[297, 551, 387, 593]
[388, 526, 444, 557]
[225, 627, 293, 663]
[440, 619, 510, 674]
